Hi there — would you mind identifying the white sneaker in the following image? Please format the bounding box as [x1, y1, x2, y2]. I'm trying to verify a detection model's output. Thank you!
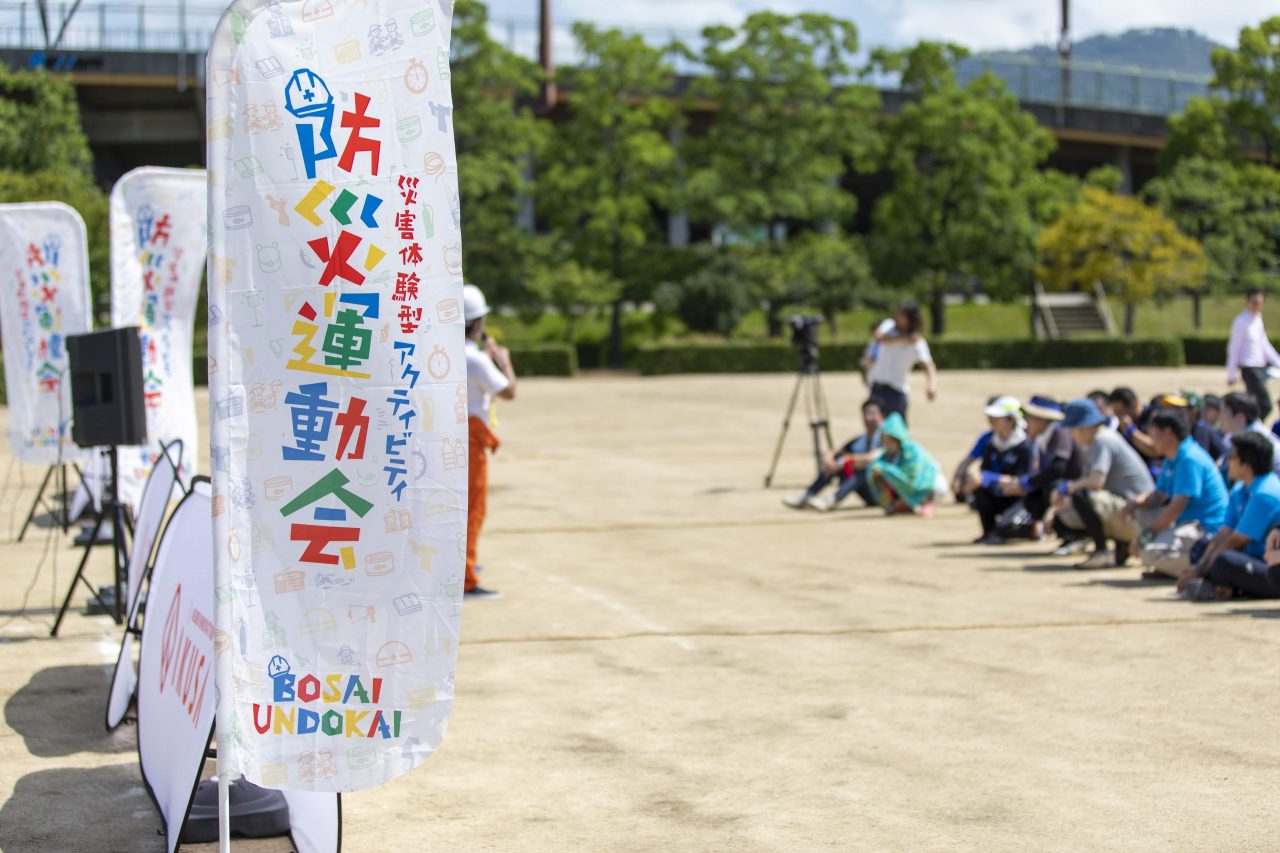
[782, 493, 810, 509]
[808, 495, 836, 512]
[1052, 539, 1088, 557]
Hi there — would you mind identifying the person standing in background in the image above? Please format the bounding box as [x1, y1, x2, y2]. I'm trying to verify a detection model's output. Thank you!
[463, 284, 517, 600]
[1227, 289, 1280, 422]
[865, 300, 938, 423]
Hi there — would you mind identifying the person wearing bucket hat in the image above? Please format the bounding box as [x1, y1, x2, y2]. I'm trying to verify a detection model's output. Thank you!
[463, 283, 517, 600]
[998, 396, 1086, 540]
[952, 397, 1033, 544]
[1051, 398, 1155, 569]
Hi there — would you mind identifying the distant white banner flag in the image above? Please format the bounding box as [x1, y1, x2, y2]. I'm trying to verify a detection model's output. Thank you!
[110, 166, 207, 509]
[0, 202, 92, 465]
[208, 0, 467, 792]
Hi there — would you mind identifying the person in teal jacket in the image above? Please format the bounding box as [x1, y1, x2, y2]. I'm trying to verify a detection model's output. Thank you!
[869, 412, 941, 516]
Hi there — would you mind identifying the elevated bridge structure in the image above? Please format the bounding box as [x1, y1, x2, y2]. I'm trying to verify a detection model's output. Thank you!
[0, 2, 1215, 191]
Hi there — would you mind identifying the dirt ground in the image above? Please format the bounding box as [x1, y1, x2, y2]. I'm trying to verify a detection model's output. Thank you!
[2, 367, 1278, 852]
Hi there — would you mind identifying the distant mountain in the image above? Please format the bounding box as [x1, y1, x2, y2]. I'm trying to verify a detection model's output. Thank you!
[985, 27, 1221, 77]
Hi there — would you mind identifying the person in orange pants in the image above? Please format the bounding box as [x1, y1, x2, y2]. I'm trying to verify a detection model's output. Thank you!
[463, 284, 516, 599]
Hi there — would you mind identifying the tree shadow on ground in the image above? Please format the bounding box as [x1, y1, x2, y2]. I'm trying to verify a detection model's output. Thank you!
[0, 763, 160, 852]
[4, 664, 135, 757]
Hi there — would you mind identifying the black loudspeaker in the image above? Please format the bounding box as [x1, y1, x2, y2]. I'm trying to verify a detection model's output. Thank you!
[68, 327, 147, 448]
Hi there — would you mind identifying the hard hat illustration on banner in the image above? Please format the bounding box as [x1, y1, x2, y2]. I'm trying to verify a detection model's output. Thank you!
[284, 69, 333, 117]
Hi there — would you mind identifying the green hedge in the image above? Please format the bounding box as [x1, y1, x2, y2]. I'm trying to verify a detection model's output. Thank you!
[187, 343, 576, 385]
[635, 337, 1186, 375]
[1182, 336, 1227, 366]
[507, 343, 577, 377]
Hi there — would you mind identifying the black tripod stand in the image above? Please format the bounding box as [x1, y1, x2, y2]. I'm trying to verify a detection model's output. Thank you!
[17, 463, 73, 541]
[764, 358, 835, 488]
[51, 446, 131, 636]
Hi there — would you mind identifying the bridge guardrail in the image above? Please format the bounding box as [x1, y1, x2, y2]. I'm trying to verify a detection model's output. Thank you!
[0, 1, 1214, 116]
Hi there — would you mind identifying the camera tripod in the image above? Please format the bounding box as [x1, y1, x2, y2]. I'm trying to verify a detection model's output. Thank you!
[764, 361, 835, 488]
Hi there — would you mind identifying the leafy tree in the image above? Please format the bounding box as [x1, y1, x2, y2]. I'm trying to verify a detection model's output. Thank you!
[1159, 97, 1241, 172]
[683, 12, 879, 335]
[538, 23, 677, 365]
[1038, 187, 1206, 335]
[1144, 156, 1280, 326]
[524, 260, 622, 342]
[785, 232, 877, 336]
[0, 69, 106, 303]
[1211, 16, 1280, 165]
[870, 43, 1054, 334]
[685, 13, 878, 238]
[452, 0, 549, 306]
[654, 250, 754, 337]
[0, 67, 93, 178]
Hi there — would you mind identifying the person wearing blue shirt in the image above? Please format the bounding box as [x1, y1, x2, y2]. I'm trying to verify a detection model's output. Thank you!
[783, 398, 885, 511]
[1178, 431, 1280, 599]
[1126, 410, 1229, 577]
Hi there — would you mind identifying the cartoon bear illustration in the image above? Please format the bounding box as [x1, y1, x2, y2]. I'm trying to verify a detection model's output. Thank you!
[256, 243, 282, 273]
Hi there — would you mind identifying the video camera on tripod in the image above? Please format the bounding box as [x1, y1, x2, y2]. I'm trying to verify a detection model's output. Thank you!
[788, 314, 822, 372]
[765, 315, 834, 488]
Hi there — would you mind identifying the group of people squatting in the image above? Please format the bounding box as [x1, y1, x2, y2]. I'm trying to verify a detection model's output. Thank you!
[783, 291, 1280, 603]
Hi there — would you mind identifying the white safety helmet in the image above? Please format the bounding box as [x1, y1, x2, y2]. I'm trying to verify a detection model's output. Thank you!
[462, 284, 490, 322]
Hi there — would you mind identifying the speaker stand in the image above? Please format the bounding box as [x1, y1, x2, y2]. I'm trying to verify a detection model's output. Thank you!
[51, 448, 131, 637]
[17, 463, 72, 542]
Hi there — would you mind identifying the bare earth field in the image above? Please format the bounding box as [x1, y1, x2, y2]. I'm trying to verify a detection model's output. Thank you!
[2, 367, 1278, 852]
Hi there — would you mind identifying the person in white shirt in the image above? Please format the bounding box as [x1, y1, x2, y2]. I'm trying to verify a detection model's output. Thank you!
[1226, 289, 1280, 421]
[865, 300, 938, 423]
[463, 284, 516, 600]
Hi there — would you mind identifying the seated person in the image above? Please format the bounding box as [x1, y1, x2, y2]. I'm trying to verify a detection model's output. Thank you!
[1177, 431, 1280, 600]
[1050, 399, 1155, 569]
[950, 396, 999, 502]
[1203, 394, 1223, 431]
[998, 396, 1086, 544]
[1218, 392, 1280, 480]
[1087, 389, 1120, 429]
[869, 412, 942, 516]
[1109, 386, 1161, 467]
[952, 397, 1034, 544]
[1180, 390, 1226, 460]
[1124, 410, 1228, 578]
[784, 398, 884, 511]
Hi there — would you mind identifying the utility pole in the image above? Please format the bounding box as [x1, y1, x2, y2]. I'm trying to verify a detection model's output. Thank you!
[1057, 0, 1071, 125]
[539, 0, 556, 112]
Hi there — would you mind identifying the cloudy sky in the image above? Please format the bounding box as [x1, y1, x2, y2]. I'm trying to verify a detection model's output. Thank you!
[480, 0, 1276, 51]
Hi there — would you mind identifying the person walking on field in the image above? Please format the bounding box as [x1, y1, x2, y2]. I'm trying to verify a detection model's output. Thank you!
[463, 284, 516, 600]
[865, 299, 938, 423]
[1227, 288, 1280, 422]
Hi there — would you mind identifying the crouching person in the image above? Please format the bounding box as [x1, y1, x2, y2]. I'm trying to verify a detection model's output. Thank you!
[1177, 432, 1280, 600]
[1051, 399, 1155, 568]
[783, 398, 884, 511]
[1126, 410, 1228, 578]
[869, 413, 942, 516]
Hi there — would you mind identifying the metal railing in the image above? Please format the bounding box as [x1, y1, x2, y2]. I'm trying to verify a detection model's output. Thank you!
[0, 1, 1215, 116]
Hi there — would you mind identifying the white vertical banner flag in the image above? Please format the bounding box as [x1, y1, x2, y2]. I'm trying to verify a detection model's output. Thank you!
[208, 0, 466, 792]
[110, 167, 207, 508]
[0, 202, 92, 465]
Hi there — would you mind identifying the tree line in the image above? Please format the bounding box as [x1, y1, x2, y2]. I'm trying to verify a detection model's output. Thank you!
[0, 3, 1276, 356]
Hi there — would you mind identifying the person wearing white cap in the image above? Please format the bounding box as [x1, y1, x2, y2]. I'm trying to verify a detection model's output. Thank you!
[955, 396, 1033, 544]
[463, 283, 516, 600]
